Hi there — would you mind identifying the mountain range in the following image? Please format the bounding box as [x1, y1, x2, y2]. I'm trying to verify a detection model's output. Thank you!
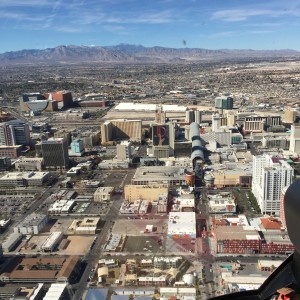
[1, 44, 299, 64]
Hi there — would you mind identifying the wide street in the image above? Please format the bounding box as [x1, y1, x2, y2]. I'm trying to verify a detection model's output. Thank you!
[72, 197, 123, 300]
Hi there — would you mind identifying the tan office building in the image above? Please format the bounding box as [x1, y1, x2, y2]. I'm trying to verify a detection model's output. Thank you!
[101, 119, 142, 144]
[124, 185, 169, 202]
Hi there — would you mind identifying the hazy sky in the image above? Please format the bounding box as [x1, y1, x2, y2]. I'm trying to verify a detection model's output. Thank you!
[1, 0, 300, 53]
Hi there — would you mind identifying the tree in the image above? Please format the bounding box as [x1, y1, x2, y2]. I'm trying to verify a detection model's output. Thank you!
[270, 265, 276, 272]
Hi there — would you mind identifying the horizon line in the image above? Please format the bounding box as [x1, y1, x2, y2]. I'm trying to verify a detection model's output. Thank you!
[1, 44, 299, 55]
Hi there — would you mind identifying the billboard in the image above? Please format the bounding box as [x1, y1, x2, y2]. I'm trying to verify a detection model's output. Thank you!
[152, 125, 169, 146]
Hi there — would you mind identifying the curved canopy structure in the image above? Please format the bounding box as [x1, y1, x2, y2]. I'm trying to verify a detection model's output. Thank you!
[190, 122, 204, 169]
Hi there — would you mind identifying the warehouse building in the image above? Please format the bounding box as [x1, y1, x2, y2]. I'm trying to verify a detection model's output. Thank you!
[41, 232, 63, 252]
[0, 256, 81, 283]
[13, 213, 48, 235]
[215, 225, 261, 254]
[2, 232, 23, 252]
[167, 212, 196, 239]
[115, 103, 187, 112]
[0, 171, 49, 187]
[131, 166, 186, 187]
[94, 187, 114, 202]
[124, 185, 169, 202]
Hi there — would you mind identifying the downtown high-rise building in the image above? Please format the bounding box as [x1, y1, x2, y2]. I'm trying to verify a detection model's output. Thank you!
[41, 138, 69, 170]
[185, 109, 202, 125]
[252, 154, 293, 215]
[215, 96, 234, 110]
[0, 120, 30, 146]
[155, 105, 166, 124]
[101, 119, 142, 144]
[289, 123, 300, 154]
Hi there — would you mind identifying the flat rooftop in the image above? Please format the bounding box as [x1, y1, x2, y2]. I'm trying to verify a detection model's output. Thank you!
[132, 166, 186, 181]
[215, 226, 260, 241]
[81, 217, 101, 227]
[167, 212, 196, 236]
[0, 172, 49, 180]
[115, 102, 187, 112]
[15, 213, 47, 228]
[41, 232, 62, 249]
[94, 187, 114, 193]
[1, 256, 80, 281]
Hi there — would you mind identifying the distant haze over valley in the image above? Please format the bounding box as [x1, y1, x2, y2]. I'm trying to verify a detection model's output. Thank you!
[1, 44, 300, 65]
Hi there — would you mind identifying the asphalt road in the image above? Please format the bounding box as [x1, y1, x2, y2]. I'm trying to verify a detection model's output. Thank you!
[72, 197, 123, 300]
[9, 179, 60, 232]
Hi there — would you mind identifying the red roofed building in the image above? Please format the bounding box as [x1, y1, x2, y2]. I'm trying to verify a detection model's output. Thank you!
[260, 217, 294, 255]
[44, 91, 73, 109]
[260, 217, 283, 231]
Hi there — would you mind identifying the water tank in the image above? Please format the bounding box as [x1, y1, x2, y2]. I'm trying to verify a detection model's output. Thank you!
[186, 172, 195, 186]
[182, 274, 195, 286]
[204, 174, 214, 187]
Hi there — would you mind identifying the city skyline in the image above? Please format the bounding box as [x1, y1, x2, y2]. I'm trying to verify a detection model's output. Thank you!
[2, 0, 300, 53]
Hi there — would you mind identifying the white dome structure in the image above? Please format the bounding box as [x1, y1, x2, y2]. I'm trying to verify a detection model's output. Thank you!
[182, 274, 195, 286]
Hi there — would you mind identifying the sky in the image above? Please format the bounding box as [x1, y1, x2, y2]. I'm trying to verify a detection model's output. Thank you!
[1, 0, 300, 53]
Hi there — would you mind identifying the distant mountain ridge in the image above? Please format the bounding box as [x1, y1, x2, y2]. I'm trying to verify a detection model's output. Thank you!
[0, 44, 299, 64]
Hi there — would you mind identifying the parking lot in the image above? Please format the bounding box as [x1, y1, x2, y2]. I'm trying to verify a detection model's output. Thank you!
[0, 196, 36, 219]
[14, 234, 94, 255]
[112, 219, 168, 236]
[80, 201, 111, 215]
[123, 236, 162, 253]
[101, 169, 136, 188]
[60, 235, 94, 254]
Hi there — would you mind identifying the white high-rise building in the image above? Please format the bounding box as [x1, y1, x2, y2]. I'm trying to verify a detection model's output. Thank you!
[252, 154, 293, 215]
[155, 105, 166, 124]
[194, 110, 202, 124]
[289, 123, 300, 154]
[212, 114, 221, 132]
[117, 140, 132, 160]
[185, 109, 195, 124]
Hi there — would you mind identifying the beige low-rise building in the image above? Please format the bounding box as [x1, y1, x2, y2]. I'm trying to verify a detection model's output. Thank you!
[131, 166, 186, 187]
[258, 260, 282, 272]
[67, 217, 101, 235]
[94, 187, 114, 202]
[0, 171, 50, 187]
[124, 185, 169, 202]
[284, 107, 298, 123]
[15, 157, 44, 171]
[212, 167, 252, 188]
